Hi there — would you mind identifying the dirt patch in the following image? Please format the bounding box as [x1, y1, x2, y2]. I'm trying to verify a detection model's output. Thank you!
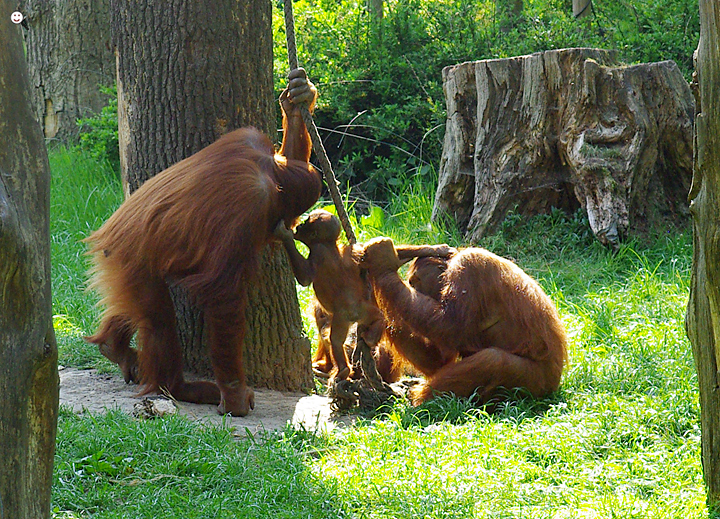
[59, 367, 353, 435]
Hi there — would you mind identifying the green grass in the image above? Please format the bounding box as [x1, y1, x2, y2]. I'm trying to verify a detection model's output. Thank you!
[50, 148, 705, 517]
[50, 146, 124, 371]
[52, 408, 348, 518]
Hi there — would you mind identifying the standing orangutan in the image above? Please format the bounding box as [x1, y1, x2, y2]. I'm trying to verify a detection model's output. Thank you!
[84, 68, 320, 416]
[362, 237, 567, 405]
[275, 209, 453, 382]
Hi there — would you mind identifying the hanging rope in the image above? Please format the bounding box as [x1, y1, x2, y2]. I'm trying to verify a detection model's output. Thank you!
[283, 1, 401, 413]
[283, 0, 357, 245]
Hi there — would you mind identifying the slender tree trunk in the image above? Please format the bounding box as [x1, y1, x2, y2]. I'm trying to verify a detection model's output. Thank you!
[573, 0, 591, 19]
[0, 2, 58, 517]
[498, 0, 523, 32]
[686, 0, 720, 511]
[111, 0, 312, 391]
[368, 0, 383, 20]
[20, 0, 114, 140]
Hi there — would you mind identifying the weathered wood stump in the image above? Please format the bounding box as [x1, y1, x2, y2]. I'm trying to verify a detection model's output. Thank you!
[433, 48, 695, 248]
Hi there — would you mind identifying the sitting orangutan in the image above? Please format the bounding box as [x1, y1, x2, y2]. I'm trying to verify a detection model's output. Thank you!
[362, 237, 567, 405]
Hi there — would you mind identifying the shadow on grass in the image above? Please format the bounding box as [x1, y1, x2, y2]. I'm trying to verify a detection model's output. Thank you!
[53, 408, 352, 518]
[347, 387, 569, 430]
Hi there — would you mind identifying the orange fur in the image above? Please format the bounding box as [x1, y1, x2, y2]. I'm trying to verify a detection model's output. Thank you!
[363, 239, 568, 406]
[85, 75, 321, 417]
[277, 210, 385, 381]
[310, 298, 402, 383]
[277, 210, 450, 383]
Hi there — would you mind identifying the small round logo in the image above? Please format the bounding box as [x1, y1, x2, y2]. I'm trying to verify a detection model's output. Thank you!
[11, 11, 24, 24]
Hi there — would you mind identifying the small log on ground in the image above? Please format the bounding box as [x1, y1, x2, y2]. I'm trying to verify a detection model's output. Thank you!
[433, 48, 695, 248]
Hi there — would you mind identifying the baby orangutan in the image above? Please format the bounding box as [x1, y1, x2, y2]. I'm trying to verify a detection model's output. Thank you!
[310, 297, 402, 383]
[275, 209, 452, 381]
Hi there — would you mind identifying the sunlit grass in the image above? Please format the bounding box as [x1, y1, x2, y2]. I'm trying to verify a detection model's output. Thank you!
[314, 405, 702, 518]
[50, 147, 704, 517]
[304, 205, 701, 518]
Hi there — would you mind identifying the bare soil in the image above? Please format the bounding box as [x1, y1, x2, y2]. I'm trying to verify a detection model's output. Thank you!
[58, 366, 351, 435]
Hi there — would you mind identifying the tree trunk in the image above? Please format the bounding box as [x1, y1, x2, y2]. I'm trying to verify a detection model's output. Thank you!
[433, 48, 695, 249]
[497, 0, 523, 32]
[686, 0, 720, 510]
[111, 0, 312, 392]
[573, 0, 591, 19]
[0, 3, 58, 517]
[20, 0, 114, 140]
[368, 0, 383, 20]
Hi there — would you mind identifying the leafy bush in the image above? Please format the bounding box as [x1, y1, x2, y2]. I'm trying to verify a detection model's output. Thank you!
[273, 0, 698, 202]
[591, 0, 699, 74]
[76, 1, 701, 203]
[76, 85, 120, 172]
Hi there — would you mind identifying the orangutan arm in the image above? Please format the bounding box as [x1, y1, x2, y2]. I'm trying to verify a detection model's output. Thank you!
[279, 68, 317, 163]
[274, 221, 314, 286]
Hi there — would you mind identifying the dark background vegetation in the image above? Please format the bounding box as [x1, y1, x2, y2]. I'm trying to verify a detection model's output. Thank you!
[79, 0, 699, 205]
[272, 0, 699, 201]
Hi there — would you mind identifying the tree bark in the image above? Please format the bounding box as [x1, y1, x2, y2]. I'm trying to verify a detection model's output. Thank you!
[111, 0, 312, 391]
[368, 0, 383, 20]
[686, 0, 720, 510]
[433, 48, 695, 248]
[20, 0, 114, 140]
[498, 0, 523, 32]
[573, 0, 591, 19]
[0, 2, 58, 517]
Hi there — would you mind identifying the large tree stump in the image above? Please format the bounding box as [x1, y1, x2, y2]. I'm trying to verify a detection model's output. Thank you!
[433, 48, 695, 248]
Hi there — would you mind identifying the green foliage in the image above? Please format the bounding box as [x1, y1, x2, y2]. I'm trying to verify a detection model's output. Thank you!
[76, 85, 120, 172]
[274, 0, 698, 201]
[72, 1, 698, 203]
[591, 0, 699, 74]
